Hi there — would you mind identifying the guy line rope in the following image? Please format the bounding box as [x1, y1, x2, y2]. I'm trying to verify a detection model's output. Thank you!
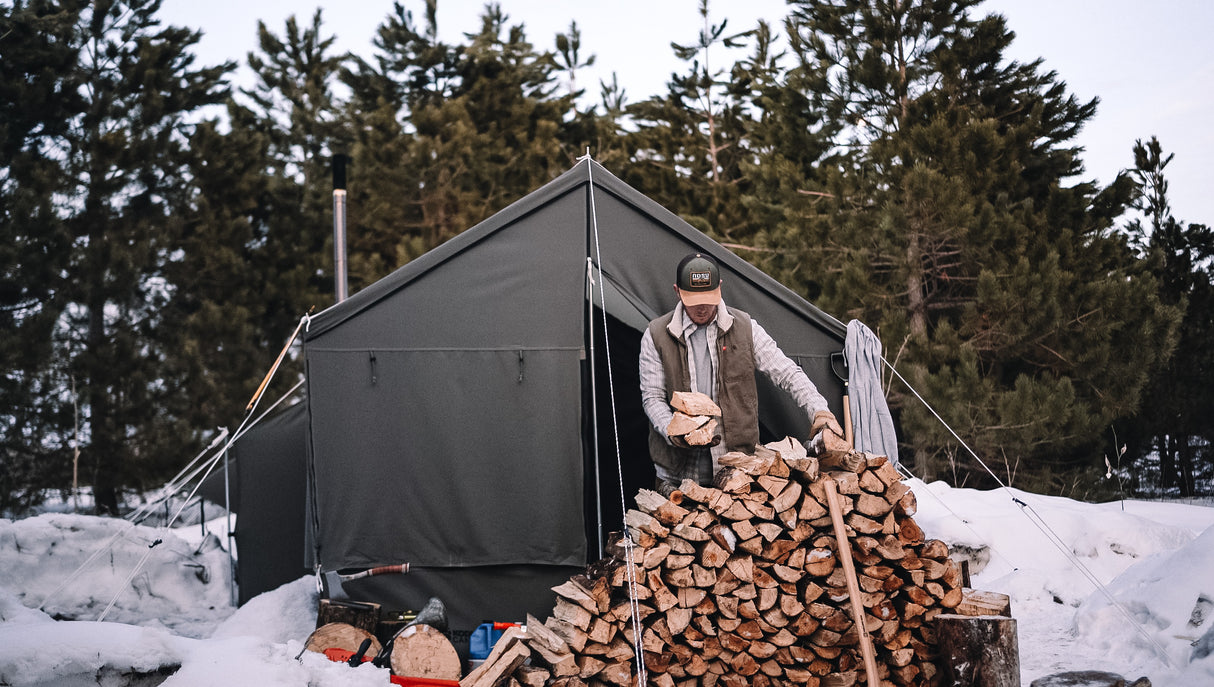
[582, 151, 649, 685]
[882, 358, 1175, 668]
[39, 315, 310, 621]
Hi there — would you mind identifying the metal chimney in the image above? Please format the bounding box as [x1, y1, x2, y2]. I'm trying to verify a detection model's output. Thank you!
[332, 154, 349, 303]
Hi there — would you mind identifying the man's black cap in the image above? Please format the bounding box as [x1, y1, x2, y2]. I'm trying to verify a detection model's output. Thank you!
[676, 253, 722, 305]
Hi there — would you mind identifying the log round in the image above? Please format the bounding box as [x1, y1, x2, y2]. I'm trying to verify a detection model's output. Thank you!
[303, 622, 381, 659]
[389, 623, 462, 680]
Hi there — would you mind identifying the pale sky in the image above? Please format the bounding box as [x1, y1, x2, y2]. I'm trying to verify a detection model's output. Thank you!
[161, 0, 1214, 227]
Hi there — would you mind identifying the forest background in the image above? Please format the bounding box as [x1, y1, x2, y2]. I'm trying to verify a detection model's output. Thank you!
[2, 0, 1211, 517]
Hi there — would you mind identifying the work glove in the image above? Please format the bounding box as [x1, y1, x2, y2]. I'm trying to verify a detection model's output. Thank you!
[667, 431, 720, 449]
[811, 410, 843, 438]
[804, 433, 825, 457]
[668, 435, 692, 449]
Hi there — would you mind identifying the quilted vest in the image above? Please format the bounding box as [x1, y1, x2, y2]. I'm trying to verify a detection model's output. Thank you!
[647, 306, 760, 473]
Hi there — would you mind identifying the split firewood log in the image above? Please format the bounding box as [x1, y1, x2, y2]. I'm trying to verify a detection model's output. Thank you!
[670, 390, 721, 416]
[684, 418, 719, 446]
[820, 427, 852, 453]
[954, 589, 1013, 617]
[634, 489, 691, 526]
[667, 411, 710, 436]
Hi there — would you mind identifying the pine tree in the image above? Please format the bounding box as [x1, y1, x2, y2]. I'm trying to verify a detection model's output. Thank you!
[624, 0, 759, 242]
[158, 104, 294, 441]
[554, 20, 595, 100]
[341, 2, 575, 274]
[154, 11, 364, 472]
[573, 72, 635, 170]
[727, 16, 843, 281]
[341, 0, 458, 278]
[758, 0, 1179, 489]
[0, 0, 86, 512]
[1120, 137, 1214, 495]
[553, 21, 634, 171]
[422, 4, 573, 227]
[242, 9, 347, 304]
[1, 0, 231, 513]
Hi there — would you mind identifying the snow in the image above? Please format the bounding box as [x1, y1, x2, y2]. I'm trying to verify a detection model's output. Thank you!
[2, 482, 1213, 686]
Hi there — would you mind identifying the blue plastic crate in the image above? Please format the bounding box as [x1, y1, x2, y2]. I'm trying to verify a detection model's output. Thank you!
[469, 622, 519, 660]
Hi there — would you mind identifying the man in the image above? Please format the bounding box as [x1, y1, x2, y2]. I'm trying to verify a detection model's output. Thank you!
[639, 252, 843, 491]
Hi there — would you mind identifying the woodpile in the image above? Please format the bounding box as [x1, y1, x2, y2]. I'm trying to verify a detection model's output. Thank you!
[465, 439, 969, 687]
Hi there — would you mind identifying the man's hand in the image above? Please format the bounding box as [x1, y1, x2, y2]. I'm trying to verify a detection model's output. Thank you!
[812, 410, 843, 437]
[668, 433, 719, 449]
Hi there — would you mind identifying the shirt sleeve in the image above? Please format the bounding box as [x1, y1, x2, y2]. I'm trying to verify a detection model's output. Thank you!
[751, 318, 830, 419]
[639, 326, 673, 435]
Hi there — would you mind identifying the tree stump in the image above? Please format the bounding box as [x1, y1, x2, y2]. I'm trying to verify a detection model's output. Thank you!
[935, 613, 1020, 687]
[316, 598, 380, 635]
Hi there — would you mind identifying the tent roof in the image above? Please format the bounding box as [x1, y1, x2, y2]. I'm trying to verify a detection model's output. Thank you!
[304, 158, 846, 343]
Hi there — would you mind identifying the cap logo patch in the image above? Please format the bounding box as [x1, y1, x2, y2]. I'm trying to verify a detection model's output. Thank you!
[690, 271, 712, 287]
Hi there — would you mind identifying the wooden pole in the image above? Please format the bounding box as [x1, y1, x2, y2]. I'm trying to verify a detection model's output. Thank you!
[823, 477, 880, 687]
[843, 389, 854, 447]
[246, 313, 308, 412]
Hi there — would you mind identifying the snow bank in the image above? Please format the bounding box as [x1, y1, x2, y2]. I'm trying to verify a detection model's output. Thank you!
[0, 602, 187, 686]
[1073, 525, 1214, 683]
[211, 575, 318, 644]
[913, 479, 1214, 684]
[0, 513, 233, 636]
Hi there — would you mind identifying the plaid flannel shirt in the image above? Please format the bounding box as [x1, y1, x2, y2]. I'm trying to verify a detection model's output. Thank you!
[639, 298, 830, 486]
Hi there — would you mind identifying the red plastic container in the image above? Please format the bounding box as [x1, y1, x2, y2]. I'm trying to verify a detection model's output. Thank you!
[389, 677, 460, 687]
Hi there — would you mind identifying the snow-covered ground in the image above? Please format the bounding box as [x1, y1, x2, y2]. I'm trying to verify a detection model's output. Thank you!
[1, 479, 1213, 686]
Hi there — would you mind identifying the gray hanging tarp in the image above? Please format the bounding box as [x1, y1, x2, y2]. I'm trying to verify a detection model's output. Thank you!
[845, 319, 900, 464]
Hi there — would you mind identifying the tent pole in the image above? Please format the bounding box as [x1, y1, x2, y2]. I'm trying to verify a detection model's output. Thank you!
[585, 258, 605, 559]
[223, 443, 237, 607]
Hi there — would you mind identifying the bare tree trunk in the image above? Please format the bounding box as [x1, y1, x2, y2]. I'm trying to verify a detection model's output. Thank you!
[906, 233, 927, 337]
[1158, 435, 1177, 493]
[87, 291, 120, 516]
[1178, 436, 1196, 497]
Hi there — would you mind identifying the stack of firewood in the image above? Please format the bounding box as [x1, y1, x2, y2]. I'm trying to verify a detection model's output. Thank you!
[462, 439, 965, 687]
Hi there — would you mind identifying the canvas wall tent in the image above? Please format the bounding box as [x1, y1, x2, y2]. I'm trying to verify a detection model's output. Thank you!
[203, 401, 308, 605]
[216, 158, 858, 648]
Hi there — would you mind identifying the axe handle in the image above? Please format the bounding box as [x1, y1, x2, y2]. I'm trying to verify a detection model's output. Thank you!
[843, 391, 854, 447]
[340, 563, 410, 582]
